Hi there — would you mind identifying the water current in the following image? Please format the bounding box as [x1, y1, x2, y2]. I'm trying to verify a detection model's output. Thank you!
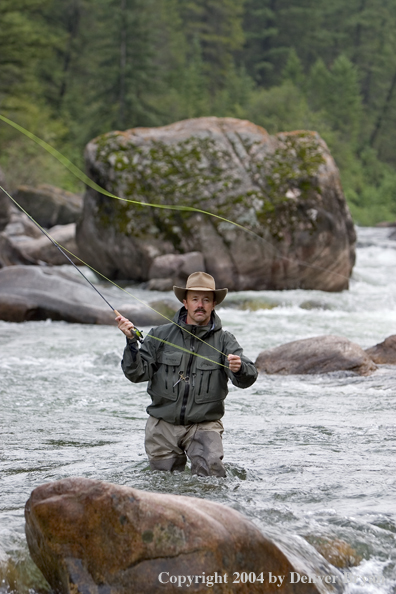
[1, 226, 396, 593]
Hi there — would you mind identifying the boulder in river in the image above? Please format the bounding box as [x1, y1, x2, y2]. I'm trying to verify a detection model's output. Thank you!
[14, 184, 83, 227]
[255, 335, 377, 376]
[77, 117, 356, 291]
[365, 334, 396, 364]
[0, 265, 177, 325]
[25, 477, 341, 594]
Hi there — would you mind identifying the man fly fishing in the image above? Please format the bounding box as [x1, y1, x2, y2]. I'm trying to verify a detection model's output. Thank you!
[116, 272, 257, 477]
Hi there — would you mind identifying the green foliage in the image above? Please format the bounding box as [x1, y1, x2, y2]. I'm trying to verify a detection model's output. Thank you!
[0, 0, 52, 98]
[282, 49, 305, 89]
[1, 0, 396, 224]
[179, 0, 245, 92]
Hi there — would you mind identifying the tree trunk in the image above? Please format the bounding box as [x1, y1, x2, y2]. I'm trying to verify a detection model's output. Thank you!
[369, 66, 396, 148]
[119, 0, 127, 129]
[58, 0, 81, 106]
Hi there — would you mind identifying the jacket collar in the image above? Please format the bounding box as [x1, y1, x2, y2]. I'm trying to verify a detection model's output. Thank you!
[175, 307, 222, 337]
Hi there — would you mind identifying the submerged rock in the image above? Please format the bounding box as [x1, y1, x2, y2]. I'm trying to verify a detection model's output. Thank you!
[77, 117, 355, 291]
[222, 296, 278, 310]
[255, 335, 377, 376]
[299, 300, 333, 311]
[25, 478, 340, 594]
[307, 537, 362, 569]
[0, 265, 177, 325]
[14, 184, 83, 227]
[365, 334, 396, 364]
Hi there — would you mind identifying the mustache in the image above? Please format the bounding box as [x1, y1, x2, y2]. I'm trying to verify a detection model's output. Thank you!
[194, 308, 206, 313]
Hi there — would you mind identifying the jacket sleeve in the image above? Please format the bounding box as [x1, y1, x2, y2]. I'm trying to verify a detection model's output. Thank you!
[223, 331, 258, 389]
[121, 329, 160, 383]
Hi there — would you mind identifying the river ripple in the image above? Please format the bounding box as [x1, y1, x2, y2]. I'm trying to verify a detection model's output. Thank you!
[1, 227, 396, 593]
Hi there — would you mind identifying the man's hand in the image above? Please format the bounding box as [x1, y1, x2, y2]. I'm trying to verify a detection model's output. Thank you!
[228, 354, 241, 373]
[116, 314, 136, 339]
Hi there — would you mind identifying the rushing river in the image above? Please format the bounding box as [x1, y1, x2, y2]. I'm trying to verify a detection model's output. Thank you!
[1, 226, 396, 593]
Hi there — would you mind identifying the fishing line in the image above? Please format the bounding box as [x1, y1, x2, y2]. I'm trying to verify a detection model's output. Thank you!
[0, 113, 351, 283]
[1, 186, 230, 366]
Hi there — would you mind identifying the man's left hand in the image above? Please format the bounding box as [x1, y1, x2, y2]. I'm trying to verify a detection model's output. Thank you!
[228, 354, 241, 373]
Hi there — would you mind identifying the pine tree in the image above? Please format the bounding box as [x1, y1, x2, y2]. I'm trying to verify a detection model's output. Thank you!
[0, 0, 52, 106]
[306, 58, 331, 113]
[83, 0, 159, 135]
[38, 0, 89, 112]
[329, 55, 362, 141]
[242, 0, 281, 86]
[282, 49, 305, 89]
[179, 0, 245, 93]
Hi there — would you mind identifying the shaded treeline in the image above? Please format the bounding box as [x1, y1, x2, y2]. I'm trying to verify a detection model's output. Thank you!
[1, 0, 396, 224]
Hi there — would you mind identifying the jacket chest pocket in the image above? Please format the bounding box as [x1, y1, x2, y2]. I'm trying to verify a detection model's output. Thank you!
[194, 357, 228, 403]
[151, 351, 183, 401]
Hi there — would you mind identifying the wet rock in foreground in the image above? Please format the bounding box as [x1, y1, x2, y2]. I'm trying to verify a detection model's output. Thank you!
[25, 478, 340, 594]
[255, 335, 377, 376]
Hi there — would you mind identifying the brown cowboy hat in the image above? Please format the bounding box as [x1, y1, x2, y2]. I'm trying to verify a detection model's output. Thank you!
[173, 272, 228, 305]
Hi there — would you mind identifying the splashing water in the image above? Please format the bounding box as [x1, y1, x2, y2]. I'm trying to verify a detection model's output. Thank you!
[1, 227, 396, 593]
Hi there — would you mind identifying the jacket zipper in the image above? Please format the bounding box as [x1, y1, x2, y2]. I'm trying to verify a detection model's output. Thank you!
[179, 328, 196, 425]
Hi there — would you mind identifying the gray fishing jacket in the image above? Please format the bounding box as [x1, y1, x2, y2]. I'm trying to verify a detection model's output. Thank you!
[121, 308, 257, 425]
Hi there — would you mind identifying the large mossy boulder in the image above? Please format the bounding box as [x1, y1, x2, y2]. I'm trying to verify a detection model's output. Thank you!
[77, 117, 356, 291]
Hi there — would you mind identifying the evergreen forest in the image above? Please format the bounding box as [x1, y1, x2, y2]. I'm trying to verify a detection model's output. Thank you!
[2, 0, 396, 225]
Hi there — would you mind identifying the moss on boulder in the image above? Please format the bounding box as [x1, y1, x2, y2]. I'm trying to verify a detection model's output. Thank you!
[77, 117, 356, 291]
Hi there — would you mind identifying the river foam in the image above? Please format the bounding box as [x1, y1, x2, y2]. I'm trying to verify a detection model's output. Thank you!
[1, 226, 396, 593]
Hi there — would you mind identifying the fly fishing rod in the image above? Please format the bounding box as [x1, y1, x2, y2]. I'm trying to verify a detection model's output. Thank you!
[0, 185, 144, 342]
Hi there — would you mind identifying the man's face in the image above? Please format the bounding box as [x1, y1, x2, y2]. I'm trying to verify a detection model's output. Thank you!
[183, 291, 216, 326]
